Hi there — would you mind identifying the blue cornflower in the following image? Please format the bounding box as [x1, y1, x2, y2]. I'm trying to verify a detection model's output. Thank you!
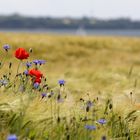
[0, 79, 8, 86]
[26, 62, 32, 68]
[41, 93, 47, 98]
[97, 119, 107, 125]
[58, 80, 65, 86]
[7, 134, 18, 140]
[50, 90, 54, 95]
[33, 60, 46, 65]
[101, 136, 107, 140]
[19, 85, 25, 92]
[3, 44, 10, 51]
[33, 60, 39, 65]
[85, 125, 96, 130]
[23, 70, 28, 75]
[86, 101, 93, 108]
[38, 60, 46, 65]
[33, 82, 40, 89]
[57, 98, 64, 103]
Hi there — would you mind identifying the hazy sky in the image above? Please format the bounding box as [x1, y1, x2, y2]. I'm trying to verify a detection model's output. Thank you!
[0, 0, 140, 19]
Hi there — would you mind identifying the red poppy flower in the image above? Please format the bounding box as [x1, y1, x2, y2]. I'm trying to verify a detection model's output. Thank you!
[29, 69, 43, 84]
[29, 69, 43, 78]
[15, 48, 29, 60]
[34, 78, 41, 83]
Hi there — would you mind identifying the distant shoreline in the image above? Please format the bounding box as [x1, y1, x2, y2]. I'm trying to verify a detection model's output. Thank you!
[0, 14, 140, 30]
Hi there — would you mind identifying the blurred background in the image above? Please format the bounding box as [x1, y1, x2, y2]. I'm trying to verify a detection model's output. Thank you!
[0, 0, 140, 36]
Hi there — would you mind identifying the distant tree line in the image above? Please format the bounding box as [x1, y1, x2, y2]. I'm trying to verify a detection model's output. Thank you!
[0, 14, 140, 29]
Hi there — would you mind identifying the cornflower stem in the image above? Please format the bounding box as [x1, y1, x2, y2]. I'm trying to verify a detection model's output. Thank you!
[50, 98, 53, 138]
[57, 104, 60, 120]
[57, 101, 61, 140]
[130, 92, 133, 105]
[51, 98, 53, 123]
[35, 64, 38, 70]
[0, 51, 7, 69]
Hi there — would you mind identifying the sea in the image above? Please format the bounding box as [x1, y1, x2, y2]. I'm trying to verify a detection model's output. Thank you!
[0, 29, 140, 37]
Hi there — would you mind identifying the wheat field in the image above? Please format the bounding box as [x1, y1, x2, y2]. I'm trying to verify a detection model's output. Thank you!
[0, 33, 140, 139]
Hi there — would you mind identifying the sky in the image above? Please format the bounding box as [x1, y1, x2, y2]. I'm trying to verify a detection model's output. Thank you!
[0, 0, 140, 20]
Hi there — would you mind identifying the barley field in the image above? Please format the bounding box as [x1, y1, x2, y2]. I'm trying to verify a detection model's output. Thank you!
[0, 33, 140, 140]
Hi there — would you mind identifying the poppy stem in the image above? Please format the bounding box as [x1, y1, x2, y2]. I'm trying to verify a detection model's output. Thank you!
[16, 60, 22, 75]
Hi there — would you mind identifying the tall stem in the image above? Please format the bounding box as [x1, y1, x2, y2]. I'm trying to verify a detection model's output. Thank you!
[16, 60, 22, 75]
